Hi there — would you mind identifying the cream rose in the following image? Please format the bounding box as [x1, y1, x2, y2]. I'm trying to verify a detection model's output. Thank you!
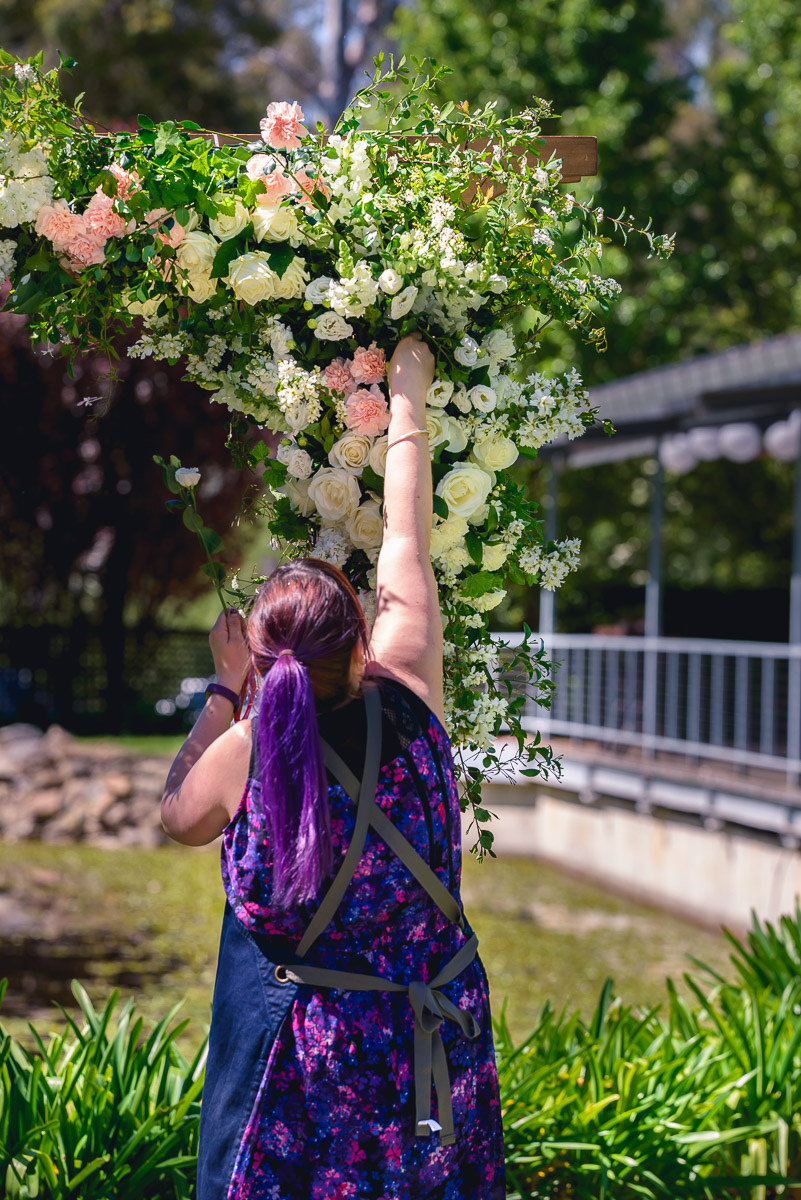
[176, 231, 218, 276]
[483, 328, 516, 361]
[307, 466, 361, 521]
[444, 416, 468, 453]
[468, 384, 497, 413]
[368, 436, 388, 478]
[435, 463, 494, 520]
[208, 196, 250, 241]
[346, 499, 383, 556]
[273, 256, 309, 299]
[252, 204, 302, 245]
[226, 251, 279, 305]
[378, 267, 403, 295]
[389, 285, 418, 319]
[426, 379, 454, 408]
[425, 409, 450, 450]
[184, 272, 217, 303]
[280, 476, 316, 516]
[328, 432, 372, 474]
[314, 312, 354, 340]
[472, 433, 518, 470]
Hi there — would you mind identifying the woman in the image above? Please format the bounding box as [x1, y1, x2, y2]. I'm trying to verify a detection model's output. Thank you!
[161, 335, 506, 1199]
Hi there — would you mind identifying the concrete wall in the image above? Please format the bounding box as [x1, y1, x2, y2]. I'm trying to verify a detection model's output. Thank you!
[464, 784, 801, 929]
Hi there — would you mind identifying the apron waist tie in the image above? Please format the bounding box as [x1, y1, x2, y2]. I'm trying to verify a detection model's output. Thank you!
[276, 933, 481, 1147]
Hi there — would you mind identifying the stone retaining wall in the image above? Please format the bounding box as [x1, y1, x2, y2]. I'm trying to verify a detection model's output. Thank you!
[0, 724, 170, 847]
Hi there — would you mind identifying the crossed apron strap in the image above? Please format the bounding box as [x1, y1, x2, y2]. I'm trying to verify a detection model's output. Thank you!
[282, 678, 479, 1147]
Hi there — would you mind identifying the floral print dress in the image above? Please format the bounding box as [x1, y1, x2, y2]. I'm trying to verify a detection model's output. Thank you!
[196, 676, 505, 1200]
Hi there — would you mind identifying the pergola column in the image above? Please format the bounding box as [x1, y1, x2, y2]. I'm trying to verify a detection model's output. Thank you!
[539, 461, 559, 635]
[791, 429, 801, 644]
[644, 455, 664, 638]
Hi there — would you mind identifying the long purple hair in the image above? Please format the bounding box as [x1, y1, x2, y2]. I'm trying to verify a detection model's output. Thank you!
[247, 558, 369, 908]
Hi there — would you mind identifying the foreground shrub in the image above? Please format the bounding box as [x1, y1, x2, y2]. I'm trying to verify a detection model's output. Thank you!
[4, 908, 801, 1198]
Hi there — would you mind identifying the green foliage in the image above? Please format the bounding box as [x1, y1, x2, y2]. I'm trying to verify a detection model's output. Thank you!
[0, 980, 203, 1199]
[7, 906, 801, 1197]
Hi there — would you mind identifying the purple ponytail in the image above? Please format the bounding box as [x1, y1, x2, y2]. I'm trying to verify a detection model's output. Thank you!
[256, 652, 332, 907]
[248, 559, 369, 909]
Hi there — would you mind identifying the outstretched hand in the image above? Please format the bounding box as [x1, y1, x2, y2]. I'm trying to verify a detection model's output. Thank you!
[209, 608, 250, 694]
[388, 334, 436, 397]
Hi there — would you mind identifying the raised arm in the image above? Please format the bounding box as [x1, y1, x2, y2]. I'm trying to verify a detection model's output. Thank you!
[368, 335, 444, 723]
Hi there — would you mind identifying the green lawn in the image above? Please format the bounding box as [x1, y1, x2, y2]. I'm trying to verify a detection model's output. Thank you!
[1, 841, 733, 1054]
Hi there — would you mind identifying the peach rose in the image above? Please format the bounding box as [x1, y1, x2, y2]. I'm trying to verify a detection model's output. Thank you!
[260, 101, 307, 150]
[323, 358, 357, 396]
[35, 200, 83, 249]
[60, 223, 107, 269]
[145, 207, 186, 248]
[350, 342, 386, 385]
[109, 163, 140, 198]
[85, 191, 132, 240]
[344, 386, 390, 437]
[294, 167, 330, 211]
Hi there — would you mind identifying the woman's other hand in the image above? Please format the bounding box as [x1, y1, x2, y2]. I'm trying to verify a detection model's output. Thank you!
[209, 608, 250, 693]
[387, 334, 436, 398]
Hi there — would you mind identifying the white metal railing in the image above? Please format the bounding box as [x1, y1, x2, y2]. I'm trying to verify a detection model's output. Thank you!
[497, 633, 801, 785]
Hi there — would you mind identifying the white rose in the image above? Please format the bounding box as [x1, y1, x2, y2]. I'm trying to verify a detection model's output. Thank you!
[314, 312, 354, 340]
[472, 433, 518, 470]
[184, 272, 217, 303]
[468, 384, 497, 413]
[174, 467, 201, 488]
[176, 231, 218, 276]
[328, 432, 372, 474]
[126, 291, 161, 318]
[429, 516, 469, 558]
[487, 273, 508, 293]
[482, 541, 508, 572]
[444, 416, 468, 453]
[454, 336, 479, 367]
[277, 441, 313, 479]
[252, 204, 302, 245]
[346, 499, 383, 555]
[307, 466, 361, 521]
[426, 379, 454, 408]
[281, 476, 316, 516]
[468, 503, 490, 526]
[227, 251, 279, 305]
[378, 267, 403, 294]
[305, 275, 333, 305]
[425, 409, 450, 449]
[368, 436, 388, 478]
[435, 463, 494, 520]
[273, 256, 309, 299]
[389, 285, 418, 319]
[208, 196, 250, 241]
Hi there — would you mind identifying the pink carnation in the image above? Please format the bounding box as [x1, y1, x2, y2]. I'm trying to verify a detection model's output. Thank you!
[344, 386, 390, 436]
[85, 190, 132, 240]
[257, 166, 298, 207]
[294, 167, 330, 211]
[35, 200, 84, 250]
[145, 207, 185, 248]
[109, 163, 140, 199]
[324, 358, 358, 396]
[350, 342, 386, 385]
[260, 101, 307, 151]
[60, 221, 107, 270]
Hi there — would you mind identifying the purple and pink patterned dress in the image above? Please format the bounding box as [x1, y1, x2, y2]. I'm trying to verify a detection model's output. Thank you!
[196, 675, 505, 1200]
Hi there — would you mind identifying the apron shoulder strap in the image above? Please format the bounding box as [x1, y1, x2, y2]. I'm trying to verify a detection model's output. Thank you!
[315, 689, 464, 938]
[296, 680, 383, 960]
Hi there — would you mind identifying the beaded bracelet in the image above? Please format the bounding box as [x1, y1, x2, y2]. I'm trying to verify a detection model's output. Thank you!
[387, 428, 429, 450]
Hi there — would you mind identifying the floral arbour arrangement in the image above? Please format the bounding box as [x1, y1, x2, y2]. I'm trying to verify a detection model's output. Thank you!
[0, 49, 673, 854]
